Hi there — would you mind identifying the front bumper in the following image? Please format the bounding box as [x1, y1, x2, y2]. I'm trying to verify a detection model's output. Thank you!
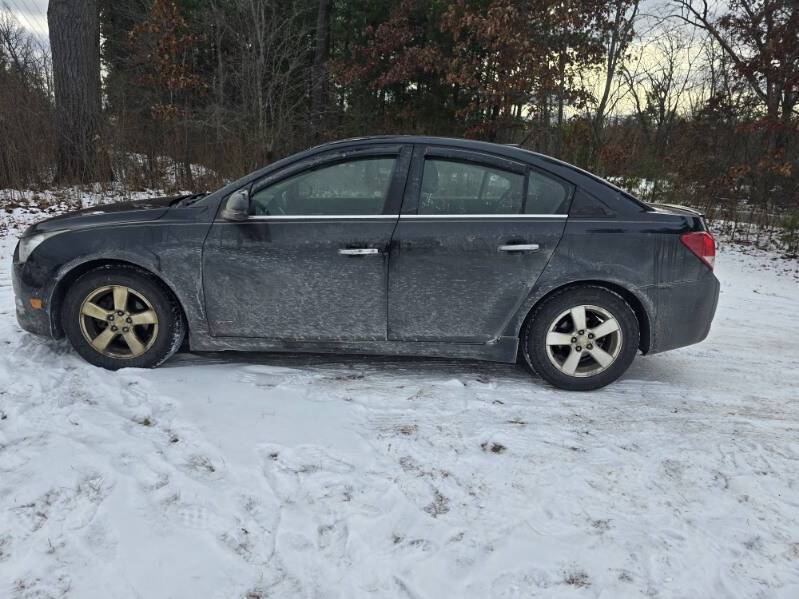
[645, 271, 720, 354]
[12, 254, 54, 338]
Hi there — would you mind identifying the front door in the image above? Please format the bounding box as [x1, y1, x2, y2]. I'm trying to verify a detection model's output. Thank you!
[203, 145, 411, 340]
[388, 146, 572, 342]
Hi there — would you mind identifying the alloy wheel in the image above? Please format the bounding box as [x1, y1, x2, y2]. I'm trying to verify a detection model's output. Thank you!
[78, 285, 159, 359]
[544, 304, 623, 378]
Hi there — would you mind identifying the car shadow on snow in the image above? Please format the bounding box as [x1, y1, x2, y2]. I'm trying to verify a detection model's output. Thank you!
[14, 330, 691, 389]
[165, 349, 533, 380]
[160, 348, 692, 389]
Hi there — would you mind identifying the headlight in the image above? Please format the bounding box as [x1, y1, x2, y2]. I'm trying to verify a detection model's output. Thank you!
[17, 231, 64, 263]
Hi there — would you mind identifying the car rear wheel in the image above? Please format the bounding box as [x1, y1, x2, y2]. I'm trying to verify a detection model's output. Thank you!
[522, 286, 639, 391]
[62, 266, 185, 370]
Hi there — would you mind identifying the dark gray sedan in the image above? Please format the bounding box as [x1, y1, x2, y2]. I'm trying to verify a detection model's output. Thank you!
[12, 136, 719, 390]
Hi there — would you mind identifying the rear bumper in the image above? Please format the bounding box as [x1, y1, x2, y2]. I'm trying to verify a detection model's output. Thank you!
[645, 271, 720, 354]
[12, 257, 54, 338]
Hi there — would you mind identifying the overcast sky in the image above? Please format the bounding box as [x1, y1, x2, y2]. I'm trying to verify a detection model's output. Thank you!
[1, 0, 48, 39]
[8, 0, 674, 44]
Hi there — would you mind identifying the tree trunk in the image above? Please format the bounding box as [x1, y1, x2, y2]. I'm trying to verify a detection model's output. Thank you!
[48, 0, 108, 183]
[310, 0, 331, 141]
[555, 50, 565, 158]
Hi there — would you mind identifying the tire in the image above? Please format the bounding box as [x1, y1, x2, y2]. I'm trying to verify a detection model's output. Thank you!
[62, 265, 185, 370]
[522, 285, 639, 391]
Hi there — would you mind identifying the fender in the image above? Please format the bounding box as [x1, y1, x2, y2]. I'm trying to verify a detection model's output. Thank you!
[44, 249, 207, 340]
[504, 275, 655, 354]
[503, 223, 659, 353]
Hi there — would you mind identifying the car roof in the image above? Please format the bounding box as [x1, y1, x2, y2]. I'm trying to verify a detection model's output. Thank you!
[312, 135, 542, 163]
[207, 135, 649, 215]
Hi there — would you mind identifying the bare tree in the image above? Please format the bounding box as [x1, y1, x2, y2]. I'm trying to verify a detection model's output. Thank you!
[622, 23, 699, 201]
[311, 0, 331, 141]
[623, 23, 697, 158]
[0, 12, 54, 188]
[48, 0, 108, 183]
[588, 0, 640, 171]
[672, 0, 799, 159]
[228, 0, 312, 167]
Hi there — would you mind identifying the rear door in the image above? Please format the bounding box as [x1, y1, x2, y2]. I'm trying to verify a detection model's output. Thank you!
[388, 145, 571, 342]
[203, 144, 411, 340]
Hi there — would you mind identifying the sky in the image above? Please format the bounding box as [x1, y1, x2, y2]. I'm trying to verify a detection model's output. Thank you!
[1, 0, 48, 39]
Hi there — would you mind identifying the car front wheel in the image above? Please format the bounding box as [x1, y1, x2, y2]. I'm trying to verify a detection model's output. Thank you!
[522, 286, 639, 391]
[62, 266, 185, 370]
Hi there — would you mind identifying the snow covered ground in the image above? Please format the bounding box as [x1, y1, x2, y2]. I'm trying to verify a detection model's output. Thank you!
[0, 206, 798, 598]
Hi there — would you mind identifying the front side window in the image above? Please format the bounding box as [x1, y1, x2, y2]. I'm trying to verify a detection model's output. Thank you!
[419, 159, 524, 214]
[250, 156, 397, 216]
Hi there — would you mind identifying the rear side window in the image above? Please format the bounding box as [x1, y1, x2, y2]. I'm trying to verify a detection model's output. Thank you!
[526, 170, 570, 214]
[250, 157, 397, 216]
[419, 159, 524, 214]
[569, 188, 614, 217]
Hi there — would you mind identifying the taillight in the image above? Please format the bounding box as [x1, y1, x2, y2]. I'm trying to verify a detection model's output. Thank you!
[681, 231, 715, 270]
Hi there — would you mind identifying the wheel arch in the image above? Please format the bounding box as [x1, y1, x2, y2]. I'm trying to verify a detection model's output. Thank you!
[48, 258, 189, 339]
[518, 280, 652, 354]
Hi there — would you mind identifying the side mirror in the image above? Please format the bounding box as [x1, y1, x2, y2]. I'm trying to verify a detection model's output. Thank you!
[220, 189, 250, 221]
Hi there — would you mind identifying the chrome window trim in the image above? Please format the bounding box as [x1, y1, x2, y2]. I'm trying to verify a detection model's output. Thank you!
[400, 214, 567, 219]
[242, 213, 567, 221]
[247, 214, 399, 220]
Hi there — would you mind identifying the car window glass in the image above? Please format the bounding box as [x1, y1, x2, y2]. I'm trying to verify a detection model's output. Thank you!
[526, 170, 570, 214]
[569, 188, 613, 217]
[419, 159, 524, 214]
[249, 157, 397, 216]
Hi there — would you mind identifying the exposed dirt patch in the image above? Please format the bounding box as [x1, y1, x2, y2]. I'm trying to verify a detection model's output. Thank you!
[481, 442, 506, 454]
[564, 570, 590, 587]
[424, 489, 450, 517]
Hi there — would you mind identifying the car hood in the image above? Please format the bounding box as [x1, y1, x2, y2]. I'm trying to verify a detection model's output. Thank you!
[23, 195, 183, 236]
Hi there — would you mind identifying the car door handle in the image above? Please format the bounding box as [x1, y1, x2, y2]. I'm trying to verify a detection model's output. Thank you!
[338, 248, 381, 256]
[498, 243, 540, 252]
